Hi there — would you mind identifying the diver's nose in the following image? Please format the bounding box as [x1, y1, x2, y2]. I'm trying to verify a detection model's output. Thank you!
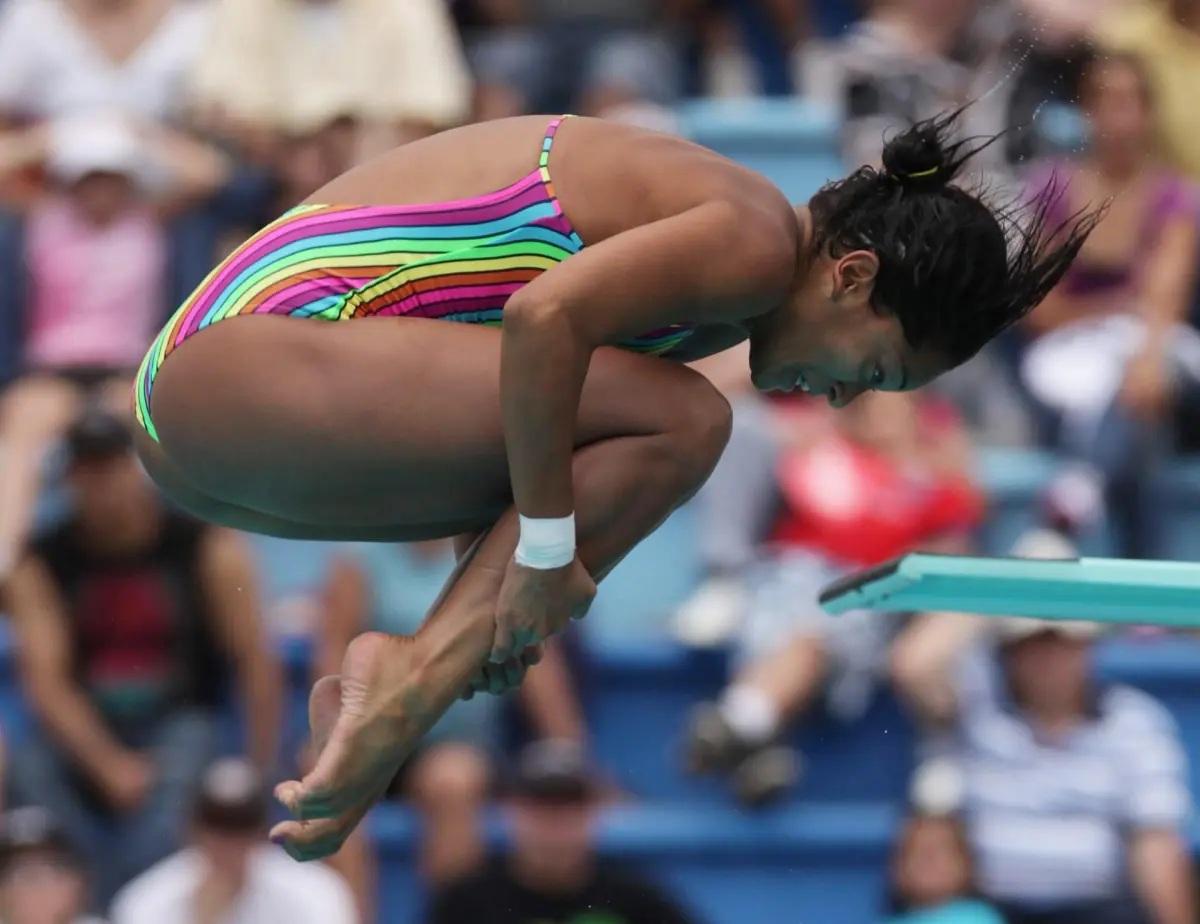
[828, 382, 864, 408]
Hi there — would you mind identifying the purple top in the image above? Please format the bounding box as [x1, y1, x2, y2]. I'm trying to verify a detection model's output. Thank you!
[1026, 162, 1199, 298]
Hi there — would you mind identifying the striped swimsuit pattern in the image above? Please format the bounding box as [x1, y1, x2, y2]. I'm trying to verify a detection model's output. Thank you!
[133, 115, 698, 441]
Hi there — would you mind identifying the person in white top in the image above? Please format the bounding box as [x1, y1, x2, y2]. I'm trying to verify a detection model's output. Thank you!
[0, 0, 211, 126]
[109, 758, 358, 924]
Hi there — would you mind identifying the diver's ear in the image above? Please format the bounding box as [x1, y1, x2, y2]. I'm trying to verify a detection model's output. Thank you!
[832, 250, 880, 301]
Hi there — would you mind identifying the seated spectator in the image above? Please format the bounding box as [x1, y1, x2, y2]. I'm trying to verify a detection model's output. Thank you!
[1094, 0, 1200, 183]
[5, 408, 283, 909]
[682, 391, 983, 805]
[187, 0, 471, 169]
[884, 811, 1004, 924]
[1017, 51, 1198, 557]
[463, 0, 688, 121]
[891, 532, 1195, 924]
[0, 112, 209, 578]
[0, 807, 103, 924]
[312, 540, 588, 921]
[671, 345, 765, 647]
[110, 757, 357, 924]
[688, 1, 786, 99]
[428, 739, 700, 924]
[0, 0, 271, 315]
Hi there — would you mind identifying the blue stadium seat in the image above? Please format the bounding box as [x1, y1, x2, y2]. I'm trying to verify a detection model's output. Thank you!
[247, 536, 336, 601]
[1156, 458, 1200, 562]
[973, 447, 1119, 556]
[586, 639, 916, 802]
[585, 641, 729, 801]
[367, 801, 897, 924]
[586, 504, 705, 641]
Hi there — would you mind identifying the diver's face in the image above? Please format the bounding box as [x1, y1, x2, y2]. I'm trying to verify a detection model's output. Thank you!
[748, 250, 944, 407]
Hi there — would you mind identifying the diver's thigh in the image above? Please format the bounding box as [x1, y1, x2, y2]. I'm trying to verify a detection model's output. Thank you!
[147, 315, 724, 526]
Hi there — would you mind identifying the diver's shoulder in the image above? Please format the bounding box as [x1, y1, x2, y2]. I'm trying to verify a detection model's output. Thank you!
[560, 115, 793, 203]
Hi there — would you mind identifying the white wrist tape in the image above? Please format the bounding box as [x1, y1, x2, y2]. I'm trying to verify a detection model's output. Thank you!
[514, 514, 576, 569]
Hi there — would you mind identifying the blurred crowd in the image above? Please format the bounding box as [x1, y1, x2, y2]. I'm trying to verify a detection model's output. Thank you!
[0, 1, 1192, 924]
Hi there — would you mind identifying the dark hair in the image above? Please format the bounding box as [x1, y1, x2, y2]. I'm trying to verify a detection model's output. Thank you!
[885, 811, 981, 916]
[64, 403, 133, 466]
[809, 108, 1103, 368]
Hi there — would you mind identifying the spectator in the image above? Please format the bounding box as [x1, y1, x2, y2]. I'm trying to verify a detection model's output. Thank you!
[313, 540, 588, 921]
[0, 807, 103, 924]
[884, 812, 1004, 924]
[1003, 0, 1117, 145]
[5, 408, 283, 909]
[0, 0, 272, 323]
[1094, 0, 1200, 182]
[464, 0, 691, 121]
[670, 390, 775, 649]
[1017, 51, 1198, 557]
[891, 531, 1195, 924]
[110, 757, 357, 924]
[682, 390, 982, 805]
[0, 807, 102, 924]
[428, 739, 700, 924]
[829, 0, 1010, 176]
[0, 112, 195, 579]
[187, 0, 471, 168]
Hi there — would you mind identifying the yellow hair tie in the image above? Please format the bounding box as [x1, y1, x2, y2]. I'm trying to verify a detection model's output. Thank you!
[904, 167, 939, 179]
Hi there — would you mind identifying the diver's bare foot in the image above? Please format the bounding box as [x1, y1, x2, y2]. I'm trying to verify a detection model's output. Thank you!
[270, 631, 467, 860]
[270, 603, 543, 862]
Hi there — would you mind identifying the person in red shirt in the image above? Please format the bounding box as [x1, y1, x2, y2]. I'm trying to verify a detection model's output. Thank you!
[684, 390, 983, 806]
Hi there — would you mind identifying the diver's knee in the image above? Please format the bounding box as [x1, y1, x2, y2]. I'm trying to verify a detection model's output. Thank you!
[670, 380, 733, 485]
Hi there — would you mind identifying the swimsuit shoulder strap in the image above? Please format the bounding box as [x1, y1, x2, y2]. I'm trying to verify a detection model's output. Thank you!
[539, 114, 573, 173]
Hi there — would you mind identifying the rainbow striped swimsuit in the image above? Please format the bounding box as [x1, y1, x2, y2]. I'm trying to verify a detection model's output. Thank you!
[133, 116, 697, 441]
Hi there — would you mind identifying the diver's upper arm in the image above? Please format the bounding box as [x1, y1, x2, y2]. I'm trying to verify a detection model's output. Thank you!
[506, 200, 796, 347]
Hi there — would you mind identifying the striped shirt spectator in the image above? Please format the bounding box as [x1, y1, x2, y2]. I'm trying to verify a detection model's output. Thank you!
[954, 643, 1191, 908]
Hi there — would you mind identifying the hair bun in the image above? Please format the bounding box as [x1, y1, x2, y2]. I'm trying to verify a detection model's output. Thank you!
[881, 114, 960, 191]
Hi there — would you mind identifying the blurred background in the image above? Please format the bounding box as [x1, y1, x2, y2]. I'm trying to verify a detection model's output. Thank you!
[0, 1, 1196, 924]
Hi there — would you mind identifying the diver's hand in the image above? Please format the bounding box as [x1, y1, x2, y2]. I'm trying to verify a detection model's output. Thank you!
[461, 643, 546, 700]
[492, 558, 594, 663]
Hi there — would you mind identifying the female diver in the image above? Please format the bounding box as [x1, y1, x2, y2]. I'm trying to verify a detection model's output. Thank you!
[132, 109, 1098, 859]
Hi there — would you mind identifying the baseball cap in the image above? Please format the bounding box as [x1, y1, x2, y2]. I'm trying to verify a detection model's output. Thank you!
[194, 758, 270, 831]
[508, 739, 595, 804]
[995, 528, 1101, 643]
[47, 112, 143, 184]
[63, 406, 133, 465]
[996, 615, 1101, 644]
[0, 807, 76, 869]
